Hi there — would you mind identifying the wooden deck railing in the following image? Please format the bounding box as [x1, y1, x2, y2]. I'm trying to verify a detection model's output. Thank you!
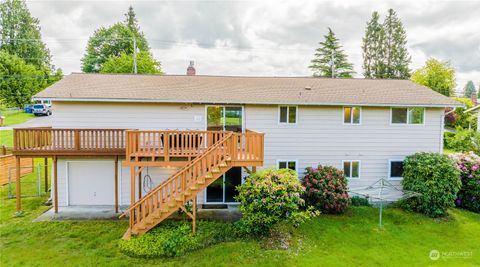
[13, 128, 127, 155]
[125, 130, 229, 161]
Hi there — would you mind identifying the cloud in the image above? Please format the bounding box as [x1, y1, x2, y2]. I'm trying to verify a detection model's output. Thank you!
[26, 0, 480, 92]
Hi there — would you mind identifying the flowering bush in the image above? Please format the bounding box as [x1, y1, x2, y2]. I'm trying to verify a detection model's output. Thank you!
[235, 168, 305, 236]
[449, 152, 480, 213]
[401, 153, 461, 218]
[301, 165, 349, 214]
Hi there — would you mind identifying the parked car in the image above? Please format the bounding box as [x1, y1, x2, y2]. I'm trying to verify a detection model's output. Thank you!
[24, 104, 33, 113]
[33, 104, 52, 116]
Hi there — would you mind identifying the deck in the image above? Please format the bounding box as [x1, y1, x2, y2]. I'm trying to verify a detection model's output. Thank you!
[12, 128, 264, 166]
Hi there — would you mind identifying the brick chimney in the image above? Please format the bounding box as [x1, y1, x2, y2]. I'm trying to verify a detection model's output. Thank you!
[471, 93, 478, 105]
[186, 61, 196, 76]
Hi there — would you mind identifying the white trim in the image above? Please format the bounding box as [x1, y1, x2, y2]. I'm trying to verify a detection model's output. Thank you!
[278, 105, 298, 125]
[440, 114, 445, 153]
[276, 159, 299, 173]
[390, 107, 426, 126]
[342, 160, 361, 179]
[388, 159, 405, 180]
[34, 97, 462, 108]
[65, 162, 70, 206]
[342, 106, 362, 125]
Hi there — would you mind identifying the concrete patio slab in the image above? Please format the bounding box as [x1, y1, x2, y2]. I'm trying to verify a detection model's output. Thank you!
[34, 205, 242, 222]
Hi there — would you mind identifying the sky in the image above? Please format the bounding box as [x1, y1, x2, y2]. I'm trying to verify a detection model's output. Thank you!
[26, 0, 480, 94]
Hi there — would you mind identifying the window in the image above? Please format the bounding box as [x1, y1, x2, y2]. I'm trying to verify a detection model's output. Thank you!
[343, 160, 360, 179]
[389, 160, 404, 180]
[343, 107, 361, 124]
[278, 160, 297, 171]
[391, 107, 424, 124]
[279, 106, 297, 124]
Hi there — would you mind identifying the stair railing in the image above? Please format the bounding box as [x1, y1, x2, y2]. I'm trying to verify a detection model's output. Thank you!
[123, 132, 234, 230]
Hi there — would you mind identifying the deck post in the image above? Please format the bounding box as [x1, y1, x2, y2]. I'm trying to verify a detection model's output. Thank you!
[53, 156, 58, 213]
[44, 157, 48, 192]
[130, 166, 135, 205]
[138, 171, 142, 198]
[15, 156, 21, 213]
[192, 195, 196, 235]
[114, 156, 119, 213]
[252, 166, 257, 173]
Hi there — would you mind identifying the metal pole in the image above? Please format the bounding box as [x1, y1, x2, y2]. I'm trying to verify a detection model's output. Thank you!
[37, 163, 41, 196]
[379, 179, 384, 227]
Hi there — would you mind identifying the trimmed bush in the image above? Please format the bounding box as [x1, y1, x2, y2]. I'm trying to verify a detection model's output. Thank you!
[235, 168, 305, 236]
[449, 152, 480, 213]
[302, 165, 349, 214]
[350, 196, 371, 207]
[401, 152, 461, 217]
[119, 221, 240, 258]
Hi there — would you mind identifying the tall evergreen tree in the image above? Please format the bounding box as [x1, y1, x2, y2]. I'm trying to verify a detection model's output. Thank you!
[309, 28, 354, 78]
[383, 9, 411, 79]
[81, 6, 151, 73]
[362, 9, 411, 79]
[463, 80, 476, 98]
[362, 11, 385, 78]
[0, 0, 52, 70]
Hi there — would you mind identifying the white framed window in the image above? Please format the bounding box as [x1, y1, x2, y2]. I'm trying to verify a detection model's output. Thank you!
[391, 107, 425, 125]
[343, 106, 361, 125]
[343, 160, 360, 179]
[277, 160, 297, 171]
[388, 159, 404, 180]
[279, 106, 297, 124]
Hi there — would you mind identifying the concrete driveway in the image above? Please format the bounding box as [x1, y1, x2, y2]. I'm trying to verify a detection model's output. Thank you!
[0, 115, 53, 130]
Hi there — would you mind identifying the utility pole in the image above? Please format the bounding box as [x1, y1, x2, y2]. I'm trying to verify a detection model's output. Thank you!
[133, 36, 137, 74]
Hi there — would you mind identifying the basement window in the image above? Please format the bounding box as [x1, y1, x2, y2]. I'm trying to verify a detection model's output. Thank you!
[343, 160, 360, 179]
[278, 160, 297, 171]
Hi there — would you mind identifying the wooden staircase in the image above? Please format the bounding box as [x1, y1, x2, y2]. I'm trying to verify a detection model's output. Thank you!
[122, 132, 244, 239]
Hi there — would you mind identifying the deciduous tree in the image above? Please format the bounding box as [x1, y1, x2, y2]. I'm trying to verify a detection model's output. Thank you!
[411, 58, 456, 97]
[100, 52, 162, 74]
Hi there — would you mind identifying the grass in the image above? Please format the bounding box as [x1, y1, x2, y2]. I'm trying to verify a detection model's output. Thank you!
[0, 130, 13, 147]
[1, 109, 35, 126]
[1, 173, 479, 266]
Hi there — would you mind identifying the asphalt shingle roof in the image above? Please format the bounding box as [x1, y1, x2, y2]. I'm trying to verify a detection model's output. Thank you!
[34, 73, 461, 107]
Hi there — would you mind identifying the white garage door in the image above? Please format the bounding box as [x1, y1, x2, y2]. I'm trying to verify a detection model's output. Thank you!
[68, 161, 115, 205]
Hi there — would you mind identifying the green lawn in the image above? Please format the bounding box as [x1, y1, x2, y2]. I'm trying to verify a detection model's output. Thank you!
[0, 130, 13, 147]
[1, 173, 479, 266]
[1, 110, 34, 126]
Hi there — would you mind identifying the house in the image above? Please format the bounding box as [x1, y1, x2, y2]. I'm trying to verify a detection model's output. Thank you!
[12, 72, 460, 239]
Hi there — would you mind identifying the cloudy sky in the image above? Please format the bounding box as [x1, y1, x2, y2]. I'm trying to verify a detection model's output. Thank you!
[27, 0, 480, 93]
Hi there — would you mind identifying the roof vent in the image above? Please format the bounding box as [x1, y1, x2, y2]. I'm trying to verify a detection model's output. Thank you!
[304, 86, 312, 90]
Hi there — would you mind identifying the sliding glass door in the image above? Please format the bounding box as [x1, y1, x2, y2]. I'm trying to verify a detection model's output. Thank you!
[206, 106, 243, 203]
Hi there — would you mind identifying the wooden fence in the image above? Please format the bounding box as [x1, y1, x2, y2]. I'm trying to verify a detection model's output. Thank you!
[0, 154, 33, 185]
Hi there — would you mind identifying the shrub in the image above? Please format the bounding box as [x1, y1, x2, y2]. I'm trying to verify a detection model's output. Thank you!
[350, 196, 371, 207]
[446, 128, 480, 153]
[302, 165, 349, 214]
[119, 221, 240, 258]
[449, 152, 480, 213]
[401, 152, 461, 217]
[235, 168, 305, 236]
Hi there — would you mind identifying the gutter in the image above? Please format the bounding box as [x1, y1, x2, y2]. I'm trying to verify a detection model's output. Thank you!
[32, 97, 463, 109]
